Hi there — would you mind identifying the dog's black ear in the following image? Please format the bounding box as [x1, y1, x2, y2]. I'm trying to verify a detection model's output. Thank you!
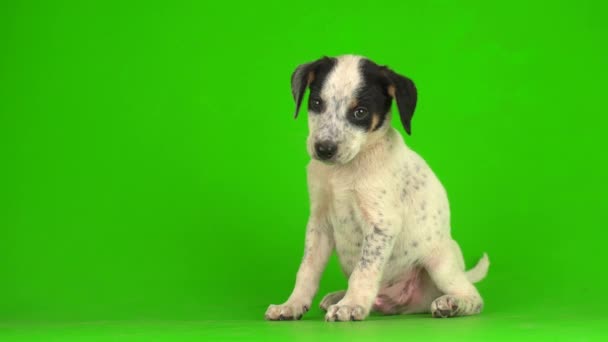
[291, 57, 333, 118]
[384, 69, 417, 135]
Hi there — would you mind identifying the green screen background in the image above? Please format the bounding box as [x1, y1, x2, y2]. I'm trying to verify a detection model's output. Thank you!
[1, 0, 607, 340]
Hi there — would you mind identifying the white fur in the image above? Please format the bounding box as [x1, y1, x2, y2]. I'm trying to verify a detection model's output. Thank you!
[266, 55, 489, 322]
[307, 55, 368, 164]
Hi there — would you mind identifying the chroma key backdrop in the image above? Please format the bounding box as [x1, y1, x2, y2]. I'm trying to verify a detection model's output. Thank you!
[1, 0, 607, 341]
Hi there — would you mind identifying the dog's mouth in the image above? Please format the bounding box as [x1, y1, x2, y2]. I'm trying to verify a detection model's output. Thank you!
[312, 152, 355, 166]
[312, 154, 336, 164]
[310, 150, 337, 163]
[318, 158, 338, 165]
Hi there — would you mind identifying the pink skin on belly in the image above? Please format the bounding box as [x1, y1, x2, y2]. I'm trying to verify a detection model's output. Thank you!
[373, 268, 424, 314]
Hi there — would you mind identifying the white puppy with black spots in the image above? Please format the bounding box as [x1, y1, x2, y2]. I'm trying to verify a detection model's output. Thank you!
[265, 55, 489, 322]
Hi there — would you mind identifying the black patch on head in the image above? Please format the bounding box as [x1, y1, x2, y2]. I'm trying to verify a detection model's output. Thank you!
[292, 56, 417, 133]
[349, 59, 393, 130]
[291, 57, 337, 118]
[307, 61, 337, 114]
[355, 58, 418, 134]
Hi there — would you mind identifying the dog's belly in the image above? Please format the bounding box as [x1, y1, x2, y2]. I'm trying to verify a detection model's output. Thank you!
[373, 267, 425, 314]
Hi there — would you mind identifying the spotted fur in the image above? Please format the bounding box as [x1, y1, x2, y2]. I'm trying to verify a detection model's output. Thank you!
[265, 55, 489, 322]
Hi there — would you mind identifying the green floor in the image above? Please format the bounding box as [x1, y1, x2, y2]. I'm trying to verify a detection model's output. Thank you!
[2, 306, 606, 341]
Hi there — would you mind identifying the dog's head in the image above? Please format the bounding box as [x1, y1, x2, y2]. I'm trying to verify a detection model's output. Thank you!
[291, 55, 417, 165]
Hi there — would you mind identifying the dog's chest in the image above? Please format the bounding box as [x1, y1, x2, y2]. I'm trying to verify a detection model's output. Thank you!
[327, 191, 367, 274]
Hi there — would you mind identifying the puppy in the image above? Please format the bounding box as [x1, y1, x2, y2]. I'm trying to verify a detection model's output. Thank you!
[265, 55, 489, 322]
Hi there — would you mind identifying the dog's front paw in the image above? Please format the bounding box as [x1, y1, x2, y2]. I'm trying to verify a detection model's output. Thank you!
[265, 302, 310, 321]
[325, 303, 368, 322]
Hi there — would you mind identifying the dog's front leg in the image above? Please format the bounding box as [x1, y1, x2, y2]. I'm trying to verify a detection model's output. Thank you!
[325, 222, 396, 322]
[265, 217, 333, 321]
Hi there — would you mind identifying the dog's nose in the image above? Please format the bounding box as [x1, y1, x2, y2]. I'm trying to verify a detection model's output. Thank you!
[315, 141, 338, 160]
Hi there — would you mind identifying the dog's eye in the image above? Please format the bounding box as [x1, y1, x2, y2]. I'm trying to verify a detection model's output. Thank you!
[309, 98, 323, 112]
[353, 107, 369, 120]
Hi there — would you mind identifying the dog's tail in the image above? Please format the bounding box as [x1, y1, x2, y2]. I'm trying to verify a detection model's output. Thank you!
[465, 253, 490, 283]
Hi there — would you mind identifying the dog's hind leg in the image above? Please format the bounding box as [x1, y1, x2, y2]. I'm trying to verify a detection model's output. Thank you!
[319, 290, 346, 311]
[424, 240, 485, 318]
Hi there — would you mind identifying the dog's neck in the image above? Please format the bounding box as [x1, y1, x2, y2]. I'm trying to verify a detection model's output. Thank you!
[338, 119, 403, 172]
[351, 128, 394, 166]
